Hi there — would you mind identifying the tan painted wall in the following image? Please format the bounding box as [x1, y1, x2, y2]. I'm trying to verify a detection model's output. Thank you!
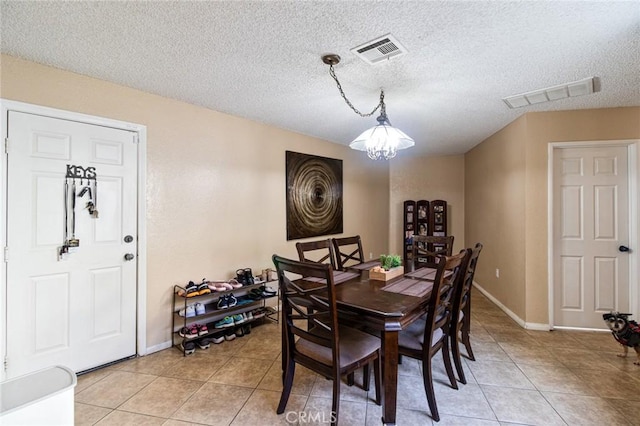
[465, 118, 527, 319]
[524, 108, 640, 324]
[1, 55, 390, 349]
[389, 154, 465, 259]
[466, 107, 640, 325]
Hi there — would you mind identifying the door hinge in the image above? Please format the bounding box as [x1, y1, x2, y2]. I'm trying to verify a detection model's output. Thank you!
[4, 137, 8, 154]
[133, 134, 139, 144]
[3, 357, 7, 371]
[4, 246, 8, 263]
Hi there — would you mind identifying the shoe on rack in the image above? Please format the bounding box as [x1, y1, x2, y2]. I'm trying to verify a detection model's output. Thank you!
[243, 268, 254, 285]
[235, 296, 252, 306]
[217, 295, 229, 310]
[248, 288, 263, 300]
[207, 281, 223, 292]
[179, 341, 196, 355]
[242, 324, 251, 335]
[196, 338, 211, 350]
[210, 332, 225, 344]
[227, 293, 238, 308]
[229, 279, 243, 289]
[245, 311, 253, 321]
[252, 308, 265, 319]
[179, 305, 196, 318]
[198, 323, 209, 335]
[232, 314, 245, 324]
[214, 316, 235, 328]
[236, 326, 245, 337]
[185, 281, 199, 297]
[236, 269, 246, 285]
[179, 325, 199, 339]
[195, 303, 206, 316]
[262, 286, 277, 297]
[224, 329, 236, 341]
[197, 279, 211, 295]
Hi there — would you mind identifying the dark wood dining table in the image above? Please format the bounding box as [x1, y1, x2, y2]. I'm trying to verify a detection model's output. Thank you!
[329, 271, 436, 425]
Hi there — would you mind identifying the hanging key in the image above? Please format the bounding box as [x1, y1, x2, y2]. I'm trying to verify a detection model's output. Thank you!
[77, 186, 92, 199]
[86, 201, 99, 218]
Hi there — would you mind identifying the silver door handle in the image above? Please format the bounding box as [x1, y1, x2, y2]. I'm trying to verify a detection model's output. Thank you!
[124, 253, 135, 261]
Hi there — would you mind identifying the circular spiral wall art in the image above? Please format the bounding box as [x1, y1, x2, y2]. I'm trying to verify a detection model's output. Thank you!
[286, 151, 343, 240]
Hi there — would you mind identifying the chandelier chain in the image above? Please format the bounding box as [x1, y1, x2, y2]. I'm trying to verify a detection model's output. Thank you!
[328, 64, 384, 118]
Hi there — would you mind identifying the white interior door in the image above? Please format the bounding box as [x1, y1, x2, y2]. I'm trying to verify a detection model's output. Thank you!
[553, 145, 630, 329]
[5, 111, 138, 378]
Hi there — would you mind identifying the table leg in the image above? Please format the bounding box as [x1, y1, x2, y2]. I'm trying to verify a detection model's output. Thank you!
[381, 329, 399, 425]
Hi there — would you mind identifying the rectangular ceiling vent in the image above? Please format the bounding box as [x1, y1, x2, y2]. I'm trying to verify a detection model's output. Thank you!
[350, 33, 407, 65]
[503, 77, 596, 109]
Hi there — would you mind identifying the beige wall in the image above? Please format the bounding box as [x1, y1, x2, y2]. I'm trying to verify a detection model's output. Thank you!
[1, 55, 390, 349]
[466, 107, 640, 325]
[524, 108, 640, 324]
[389, 154, 465, 258]
[465, 117, 527, 319]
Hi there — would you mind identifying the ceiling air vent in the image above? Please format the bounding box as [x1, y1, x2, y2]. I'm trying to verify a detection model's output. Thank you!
[350, 33, 407, 65]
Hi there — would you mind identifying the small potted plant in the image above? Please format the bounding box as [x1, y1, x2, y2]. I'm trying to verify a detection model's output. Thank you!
[370, 254, 404, 281]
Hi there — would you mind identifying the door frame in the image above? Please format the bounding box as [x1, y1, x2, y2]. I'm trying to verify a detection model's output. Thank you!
[0, 99, 148, 379]
[548, 139, 639, 330]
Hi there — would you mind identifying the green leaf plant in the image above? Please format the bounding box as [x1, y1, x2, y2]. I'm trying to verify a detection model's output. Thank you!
[379, 254, 402, 271]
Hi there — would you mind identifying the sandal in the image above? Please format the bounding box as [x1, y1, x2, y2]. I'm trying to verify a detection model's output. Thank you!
[248, 288, 263, 300]
[207, 280, 232, 291]
[229, 279, 242, 289]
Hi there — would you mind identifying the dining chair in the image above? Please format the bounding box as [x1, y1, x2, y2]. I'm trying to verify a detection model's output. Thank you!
[272, 254, 381, 426]
[296, 239, 359, 284]
[450, 243, 483, 383]
[332, 235, 381, 272]
[397, 249, 470, 422]
[410, 235, 455, 271]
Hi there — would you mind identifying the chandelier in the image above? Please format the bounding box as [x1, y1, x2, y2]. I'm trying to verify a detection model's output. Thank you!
[322, 54, 414, 160]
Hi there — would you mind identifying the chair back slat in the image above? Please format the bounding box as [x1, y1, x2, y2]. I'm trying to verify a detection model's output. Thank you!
[423, 250, 469, 348]
[296, 239, 337, 269]
[454, 243, 483, 321]
[273, 254, 339, 363]
[332, 235, 365, 270]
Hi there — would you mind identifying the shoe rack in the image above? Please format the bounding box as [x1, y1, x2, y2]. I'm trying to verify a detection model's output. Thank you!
[172, 280, 279, 356]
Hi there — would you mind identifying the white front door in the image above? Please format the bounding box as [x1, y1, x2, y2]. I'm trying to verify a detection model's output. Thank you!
[553, 145, 630, 329]
[5, 111, 138, 378]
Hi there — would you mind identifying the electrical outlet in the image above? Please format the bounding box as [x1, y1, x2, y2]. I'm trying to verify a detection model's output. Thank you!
[496, 268, 500, 278]
[369, 252, 373, 259]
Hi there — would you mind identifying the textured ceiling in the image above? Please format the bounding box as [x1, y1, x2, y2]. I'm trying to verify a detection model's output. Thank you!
[1, 1, 639, 156]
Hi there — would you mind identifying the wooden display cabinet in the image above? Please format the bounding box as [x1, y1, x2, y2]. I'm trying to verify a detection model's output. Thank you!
[402, 200, 416, 268]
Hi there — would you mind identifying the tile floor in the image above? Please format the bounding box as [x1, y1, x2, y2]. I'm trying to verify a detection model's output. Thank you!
[75, 292, 640, 425]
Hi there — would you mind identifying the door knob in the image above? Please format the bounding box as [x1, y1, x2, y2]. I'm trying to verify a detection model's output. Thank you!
[619, 245, 630, 252]
[124, 253, 135, 261]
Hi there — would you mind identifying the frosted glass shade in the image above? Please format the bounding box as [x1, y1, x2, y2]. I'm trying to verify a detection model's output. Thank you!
[349, 123, 414, 160]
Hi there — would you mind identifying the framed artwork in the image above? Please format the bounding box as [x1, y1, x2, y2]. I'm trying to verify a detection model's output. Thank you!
[286, 151, 343, 240]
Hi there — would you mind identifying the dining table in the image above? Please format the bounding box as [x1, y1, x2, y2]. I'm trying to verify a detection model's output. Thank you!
[326, 269, 436, 425]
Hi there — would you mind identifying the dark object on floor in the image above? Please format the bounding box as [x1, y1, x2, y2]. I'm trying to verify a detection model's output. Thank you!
[603, 312, 640, 365]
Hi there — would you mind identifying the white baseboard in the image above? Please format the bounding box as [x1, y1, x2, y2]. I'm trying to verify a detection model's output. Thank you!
[525, 322, 551, 331]
[146, 341, 173, 355]
[552, 326, 609, 333]
[473, 282, 550, 331]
